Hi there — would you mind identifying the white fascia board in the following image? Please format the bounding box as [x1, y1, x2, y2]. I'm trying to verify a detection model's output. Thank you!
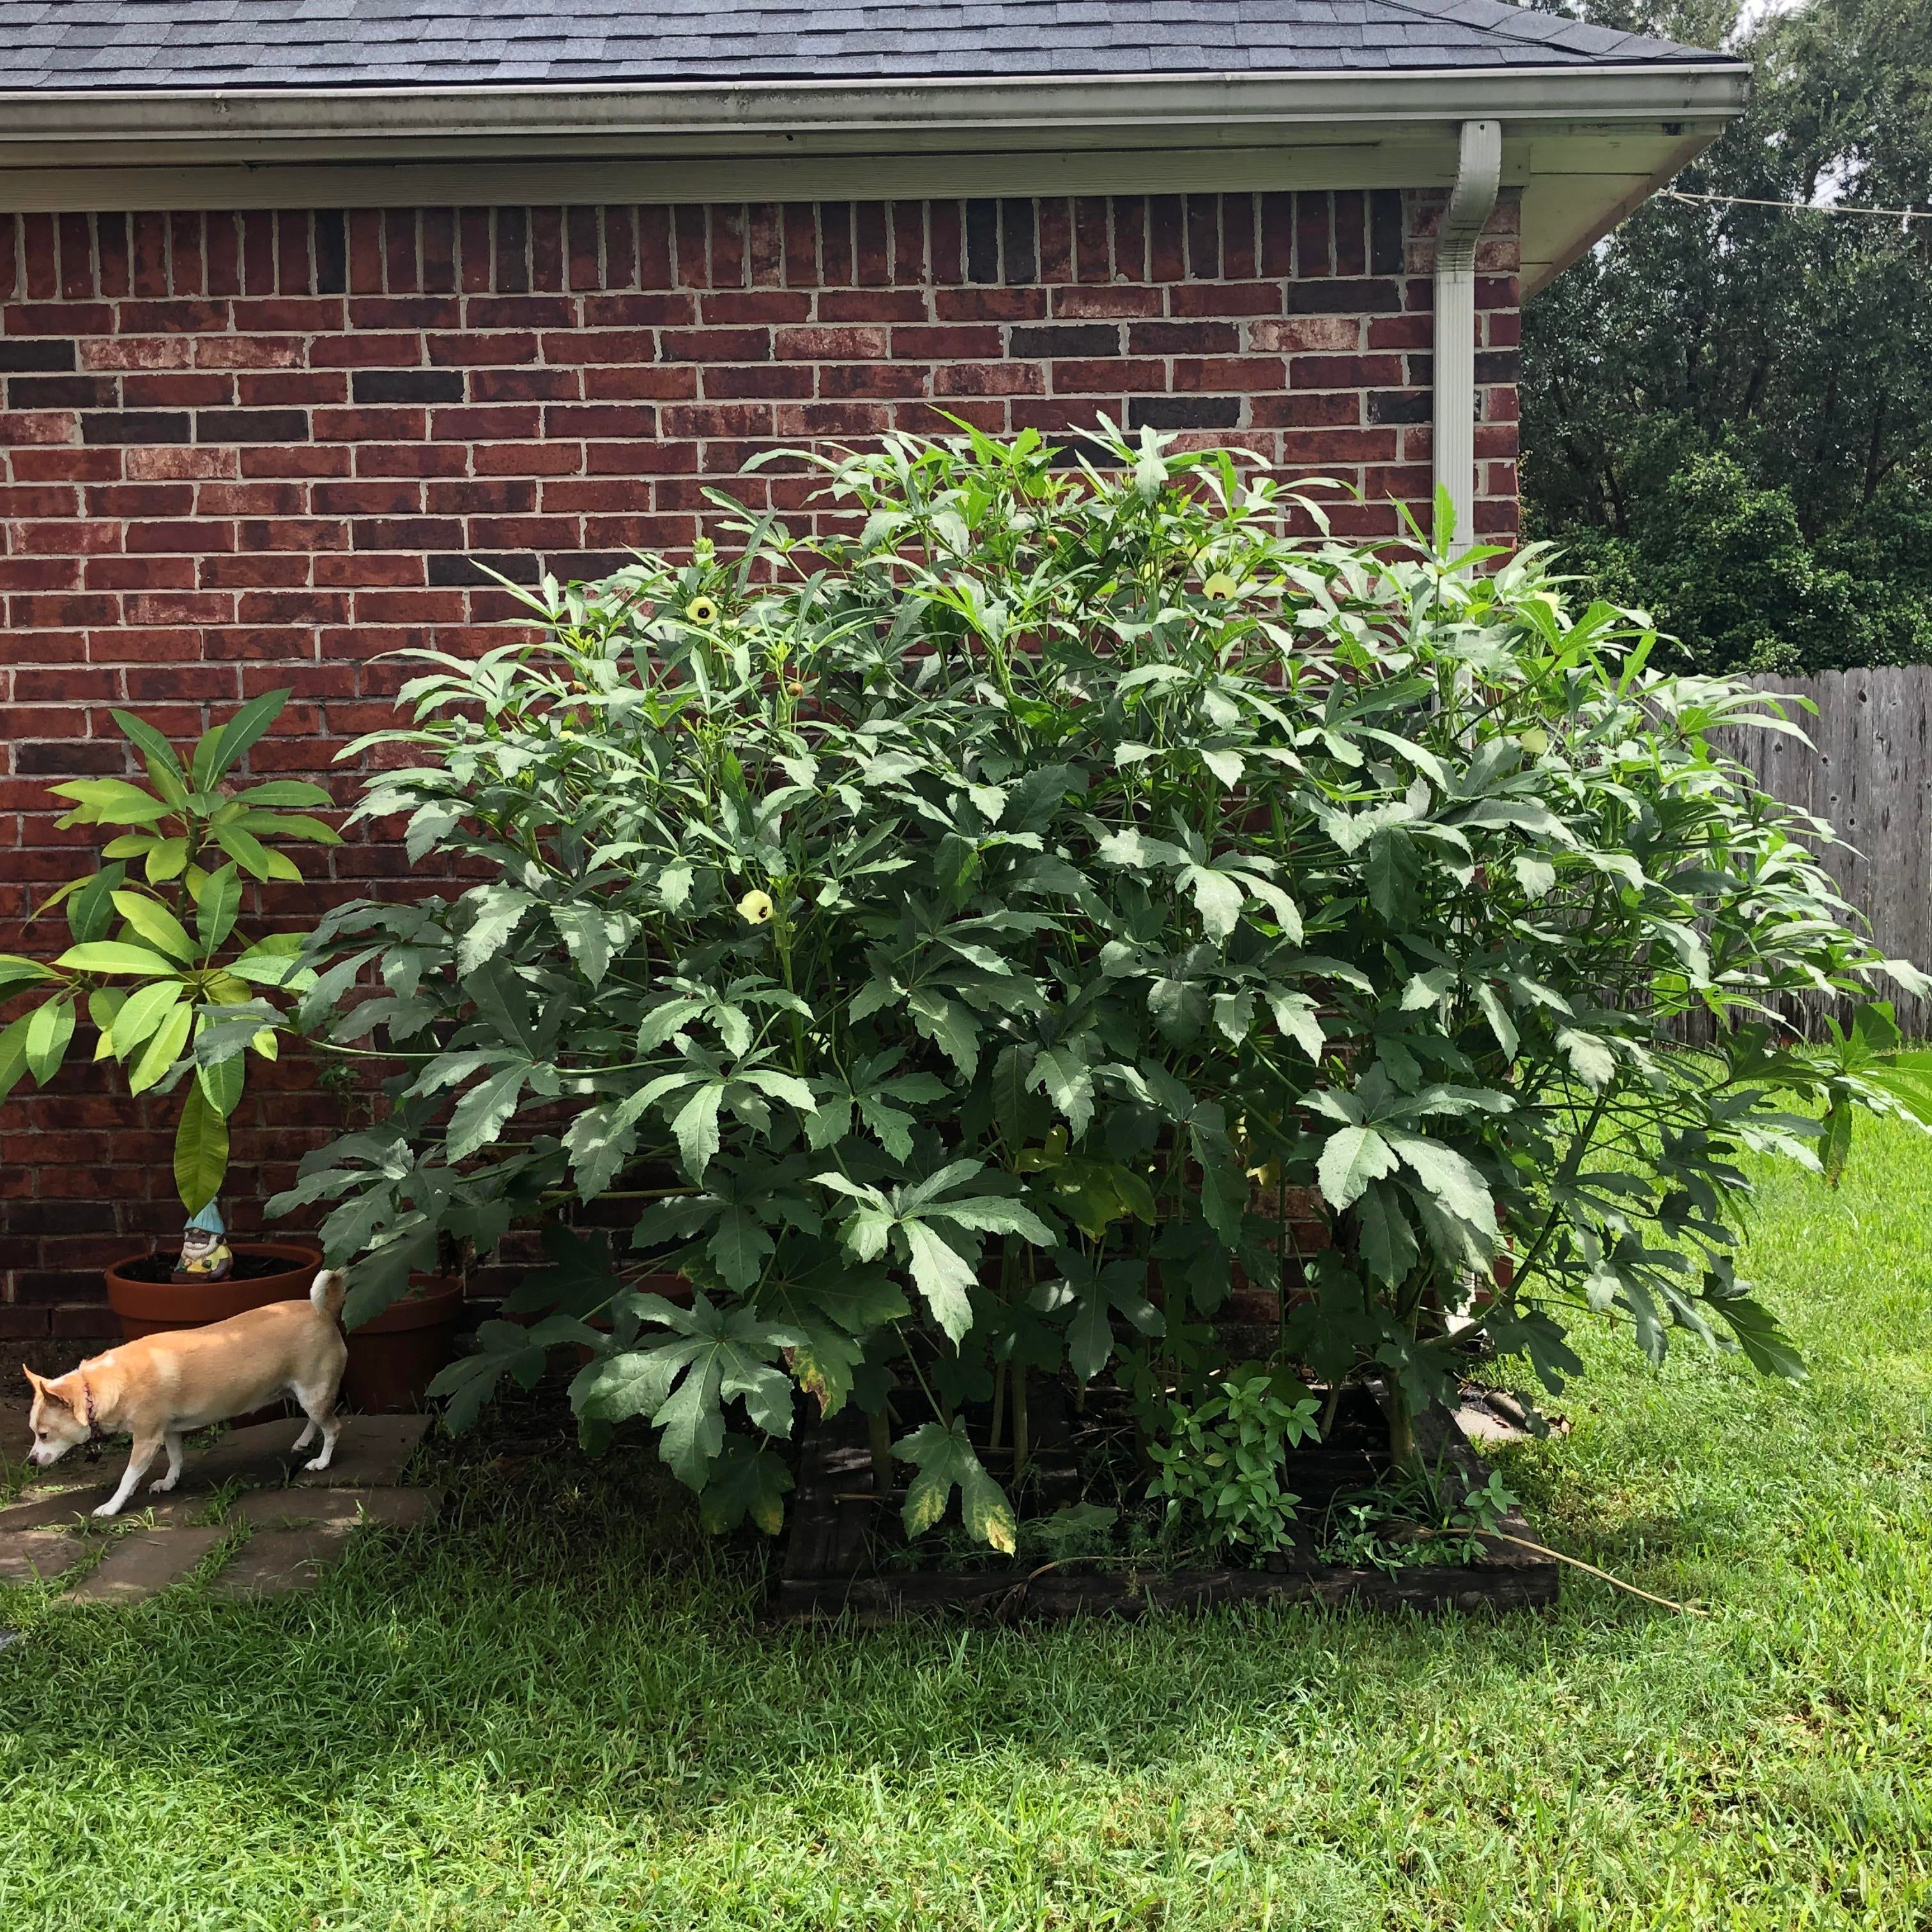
[0, 63, 1752, 153]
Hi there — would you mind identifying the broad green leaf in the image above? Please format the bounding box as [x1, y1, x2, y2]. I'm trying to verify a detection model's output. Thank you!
[900, 1220, 977, 1344]
[213, 822, 302, 882]
[235, 811, 340, 845]
[1264, 988, 1325, 1061]
[699, 1440, 794, 1536]
[891, 1417, 1016, 1552]
[1031, 1043, 1095, 1138]
[48, 778, 171, 827]
[1180, 864, 1244, 939]
[228, 946, 315, 991]
[562, 1091, 652, 1201]
[196, 687, 291, 786]
[192, 862, 245, 956]
[1317, 1123, 1397, 1211]
[1383, 1130, 1495, 1234]
[173, 1077, 229, 1213]
[144, 837, 190, 883]
[195, 1047, 245, 1120]
[232, 779, 334, 808]
[552, 905, 612, 988]
[571, 1342, 685, 1426]
[0, 1015, 32, 1102]
[671, 1081, 725, 1181]
[907, 987, 978, 1077]
[428, 1328, 549, 1434]
[1356, 1179, 1420, 1286]
[1556, 1027, 1616, 1090]
[56, 940, 178, 976]
[0, 954, 56, 998]
[128, 1001, 193, 1094]
[1713, 1292, 1807, 1380]
[64, 865, 126, 947]
[110, 890, 194, 963]
[456, 884, 535, 974]
[86, 988, 125, 1058]
[447, 1064, 530, 1160]
[24, 997, 75, 1084]
[109, 709, 188, 792]
[1365, 829, 1424, 923]
[854, 1093, 914, 1159]
[1473, 981, 1519, 1058]
[709, 1206, 774, 1291]
[110, 977, 187, 1055]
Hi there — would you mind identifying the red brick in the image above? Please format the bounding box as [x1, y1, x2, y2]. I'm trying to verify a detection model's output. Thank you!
[0, 186, 1522, 1230]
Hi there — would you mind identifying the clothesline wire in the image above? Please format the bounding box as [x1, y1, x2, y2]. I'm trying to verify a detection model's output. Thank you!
[1665, 188, 1932, 223]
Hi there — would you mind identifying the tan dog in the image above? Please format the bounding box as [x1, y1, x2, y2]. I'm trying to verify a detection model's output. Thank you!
[21, 1269, 349, 1517]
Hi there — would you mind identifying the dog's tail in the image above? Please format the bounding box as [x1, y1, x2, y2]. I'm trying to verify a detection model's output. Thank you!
[310, 1269, 347, 1322]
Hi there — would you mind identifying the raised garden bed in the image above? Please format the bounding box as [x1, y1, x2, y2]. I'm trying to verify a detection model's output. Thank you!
[778, 1386, 1558, 1622]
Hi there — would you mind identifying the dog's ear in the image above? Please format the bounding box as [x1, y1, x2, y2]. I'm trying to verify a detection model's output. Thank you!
[22, 1365, 43, 1393]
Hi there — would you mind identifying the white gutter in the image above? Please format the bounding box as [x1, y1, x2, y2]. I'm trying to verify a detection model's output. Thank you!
[1432, 118, 1503, 555]
[0, 63, 1751, 152]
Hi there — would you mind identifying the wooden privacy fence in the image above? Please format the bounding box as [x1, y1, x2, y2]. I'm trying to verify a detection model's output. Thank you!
[1714, 668, 1932, 1036]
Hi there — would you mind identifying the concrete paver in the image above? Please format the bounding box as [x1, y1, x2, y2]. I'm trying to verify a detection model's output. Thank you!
[0, 1529, 93, 1583]
[65, 1526, 227, 1605]
[211, 1524, 355, 1598]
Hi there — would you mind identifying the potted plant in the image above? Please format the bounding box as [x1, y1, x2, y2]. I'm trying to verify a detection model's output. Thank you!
[0, 691, 337, 1336]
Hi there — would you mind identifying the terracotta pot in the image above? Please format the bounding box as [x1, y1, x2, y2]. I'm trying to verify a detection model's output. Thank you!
[105, 1240, 325, 1343]
[342, 1276, 466, 1414]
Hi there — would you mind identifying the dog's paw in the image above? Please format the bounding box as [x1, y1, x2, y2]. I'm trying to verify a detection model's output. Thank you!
[91, 1501, 123, 1519]
[301, 1454, 332, 1473]
[148, 1475, 177, 1494]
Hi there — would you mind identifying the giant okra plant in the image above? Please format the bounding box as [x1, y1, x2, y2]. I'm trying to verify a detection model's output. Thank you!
[273, 426, 1925, 1540]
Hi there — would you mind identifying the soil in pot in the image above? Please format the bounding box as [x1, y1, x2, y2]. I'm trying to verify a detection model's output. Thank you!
[105, 1239, 324, 1344]
[342, 1277, 466, 1414]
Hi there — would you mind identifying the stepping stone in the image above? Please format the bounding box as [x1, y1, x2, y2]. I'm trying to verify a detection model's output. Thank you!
[211, 1524, 354, 1599]
[0, 1487, 113, 1531]
[0, 1530, 92, 1583]
[180, 1414, 432, 1493]
[65, 1526, 227, 1606]
[234, 1486, 438, 1531]
[291, 1414, 432, 1488]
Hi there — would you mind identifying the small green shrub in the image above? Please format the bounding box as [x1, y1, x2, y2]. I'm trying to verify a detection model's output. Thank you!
[1146, 1374, 1322, 1555]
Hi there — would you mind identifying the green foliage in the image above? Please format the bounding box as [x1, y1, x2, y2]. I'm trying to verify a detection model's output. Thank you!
[1523, 0, 1932, 671]
[1147, 1374, 1323, 1555]
[1320, 1460, 1522, 1572]
[282, 424, 1926, 1545]
[0, 694, 335, 1211]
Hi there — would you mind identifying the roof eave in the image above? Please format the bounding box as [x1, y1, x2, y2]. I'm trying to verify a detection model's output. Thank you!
[0, 61, 1753, 150]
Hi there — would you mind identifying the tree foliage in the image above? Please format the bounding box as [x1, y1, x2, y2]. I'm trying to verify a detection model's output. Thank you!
[1523, 0, 1932, 671]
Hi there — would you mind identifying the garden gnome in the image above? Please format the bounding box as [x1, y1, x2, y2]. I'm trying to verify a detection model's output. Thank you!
[172, 1202, 234, 1284]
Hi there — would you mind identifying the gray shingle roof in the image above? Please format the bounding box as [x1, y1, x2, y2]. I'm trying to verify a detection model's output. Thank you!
[0, 1, 1734, 90]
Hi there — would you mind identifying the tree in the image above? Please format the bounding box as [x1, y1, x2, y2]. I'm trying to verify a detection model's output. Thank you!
[1522, 0, 1932, 671]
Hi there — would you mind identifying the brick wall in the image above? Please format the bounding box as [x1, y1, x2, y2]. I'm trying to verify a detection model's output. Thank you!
[0, 188, 1520, 1344]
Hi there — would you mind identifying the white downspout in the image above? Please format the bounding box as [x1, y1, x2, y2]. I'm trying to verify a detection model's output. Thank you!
[1432, 118, 1502, 553]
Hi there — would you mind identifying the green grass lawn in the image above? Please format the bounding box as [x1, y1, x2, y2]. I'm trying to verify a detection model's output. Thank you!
[3, 1117, 1931, 1931]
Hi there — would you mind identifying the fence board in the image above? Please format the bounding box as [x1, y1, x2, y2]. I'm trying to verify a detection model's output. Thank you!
[1715, 669, 1932, 1036]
